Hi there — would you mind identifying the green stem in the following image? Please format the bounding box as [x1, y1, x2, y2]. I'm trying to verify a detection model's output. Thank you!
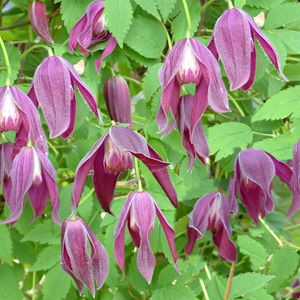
[79, 188, 95, 205]
[199, 279, 210, 300]
[110, 66, 116, 76]
[32, 271, 36, 300]
[0, 36, 11, 85]
[122, 75, 141, 85]
[227, 0, 234, 8]
[259, 216, 283, 247]
[284, 223, 300, 231]
[228, 94, 245, 117]
[48, 141, 59, 156]
[158, 18, 172, 51]
[200, 0, 217, 12]
[134, 157, 143, 191]
[181, 0, 192, 38]
[204, 264, 212, 280]
[224, 263, 235, 300]
[252, 131, 275, 138]
[21, 44, 53, 58]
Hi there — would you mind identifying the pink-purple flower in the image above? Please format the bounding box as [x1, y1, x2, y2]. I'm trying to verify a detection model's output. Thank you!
[61, 216, 109, 296]
[208, 8, 287, 91]
[114, 191, 178, 283]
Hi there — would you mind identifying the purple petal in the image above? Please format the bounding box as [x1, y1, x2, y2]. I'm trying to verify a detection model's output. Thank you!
[61, 97, 77, 139]
[241, 46, 257, 91]
[69, 14, 88, 52]
[95, 36, 117, 72]
[228, 177, 239, 215]
[0, 143, 13, 187]
[207, 37, 218, 59]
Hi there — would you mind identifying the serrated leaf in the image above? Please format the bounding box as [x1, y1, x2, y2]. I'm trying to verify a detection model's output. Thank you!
[42, 264, 72, 300]
[245, 289, 274, 300]
[230, 273, 274, 299]
[208, 122, 253, 161]
[151, 284, 197, 300]
[122, 46, 160, 67]
[134, 0, 159, 18]
[0, 225, 13, 265]
[246, 0, 284, 10]
[105, 0, 133, 47]
[156, 0, 177, 21]
[125, 15, 166, 58]
[252, 86, 300, 122]
[237, 236, 268, 269]
[142, 63, 162, 100]
[0, 264, 23, 300]
[30, 245, 60, 271]
[235, 0, 246, 8]
[267, 247, 299, 293]
[271, 30, 300, 54]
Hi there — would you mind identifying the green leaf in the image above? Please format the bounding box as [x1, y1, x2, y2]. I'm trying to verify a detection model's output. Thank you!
[125, 15, 166, 58]
[30, 245, 60, 271]
[0, 264, 23, 300]
[252, 86, 300, 122]
[151, 284, 197, 300]
[230, 273, 274, 299]
[245, 289, 274, 300]
[235, 0, 246, 8]
[264, 3, 300, 30]
[156, 0, 177, 21]
[105, 0, 133, 47]
[0, 225, 13, 265]
[42, 264, 72, 300]
[267, 247, 299, 293]
[246, 0, 284, 10]
[134, 0, 159, 18]
[142, 63, 162, 100]
[237, 236, 268, 269]
[171, 0, 201, 41]
[208, 122, 253, 161]
[271, 30, 300, 54]
[284, 64, 300, 81]
[60, 0, 94, 32]
[207, 276, 226, 300]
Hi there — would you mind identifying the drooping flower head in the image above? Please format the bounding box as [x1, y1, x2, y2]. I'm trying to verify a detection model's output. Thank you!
[68, 0, 117, 72]
[61, 216, 109, 297]
[72, 125, 177, 214]
[28, 56, 99, 139]
[0, 86, 48, 154]
[229, 148, 292, 223]
[157, 38, 229, 135]
[104, 75, 133, 127]
[114, 191, 178, 283]
[0, 146, 61, 225]
[29, 1, 54, 44]
[185, 192, 237, 263]
[208, 8, 287, 91]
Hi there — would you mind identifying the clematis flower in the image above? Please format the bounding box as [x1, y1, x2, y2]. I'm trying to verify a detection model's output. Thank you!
[72, 125, 177, 214]
[114, 191, 178, 283]
[61, 216, 109, 296]
[0, 143, 13, 189]
[208, 8, 287, 91]
[28, 56, 99, 139]
[229, 148, 292, 223]
[185, 192, 237, 263]
[0, 146, 61, 225]
[288, 141, 300, 217]
[104, 76, 133, 127]
[29, 1, 54, 44]
[68, 0, 117, 72]
[157, 37, 229, 135]
[0, 86, 48, 154]
[292, 280, 300, 299]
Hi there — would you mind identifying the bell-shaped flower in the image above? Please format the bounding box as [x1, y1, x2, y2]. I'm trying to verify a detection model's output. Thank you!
[68, 0, 117, 72]
[0, 86, 48, 154]
[104, 76, 133, 127]
[157, 38, 229, 135]
[61, 216, 109, 297]
[0, 146, 61, 225]
[28, 56, 99, 139]
[29, 1, 54, 44]
[114, 191, 178, 283]
[288, 141, 300, 217]
[208, 8, 287, 91]
[0, 143, 13, 189]
[185, 192, 237, 263]
[72, 125, 177, 214]
[229, 148, 292, 223]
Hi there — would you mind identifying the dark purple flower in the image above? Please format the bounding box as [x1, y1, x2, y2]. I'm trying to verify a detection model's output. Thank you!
[68, 0, 117, 72]
[29, 1, 54, 44]
[114, 191, 178, 283]
[0, 143, 13, 189]
[61, 216, 109, 296]
[208, 8, 287, 91]
[292, 280, 300, 298]
[288, 141, 300, 217]
[229, 148, 292, 223]
[72, 125, 177, 214]
[28, 56, 99, 139]
[103, 76, 133, 127]
[0, 146, 61, 225]
[157, 38, 229, 135]
[185, 192, 237, 263]
[0, 86, 48, 154]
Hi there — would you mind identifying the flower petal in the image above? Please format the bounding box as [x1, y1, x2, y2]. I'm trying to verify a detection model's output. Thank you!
[95, 36, 117, 72]
[69, 14, 88, 52]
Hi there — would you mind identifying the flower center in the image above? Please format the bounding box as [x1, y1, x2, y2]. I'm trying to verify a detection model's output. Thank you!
[92, 13, 109, 40]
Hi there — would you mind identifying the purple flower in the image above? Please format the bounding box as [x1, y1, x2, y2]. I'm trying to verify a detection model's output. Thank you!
[68, 0, 117, 72]
[104, 76, 133, 127]
[0, 86, 48, 154]
[0, 143, 13, 189]
[288, 141, 300, 217]
[208, 8, 287, 91]
[28, 56, 99, 139]
[114, 191, 178, 283]
[157, 38, 229, 135]
[185, 192, 237, 263]
[72, 125, 177, 214]
[292, 280, 300, 299]
[0, 146, 61, 225]
[29, 1, 54, 44]
[229, 148, 292, 223]
[61, 216, 109, 297]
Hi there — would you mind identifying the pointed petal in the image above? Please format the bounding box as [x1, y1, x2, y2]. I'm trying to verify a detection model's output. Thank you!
[69, 14, 88, 51]
[95, 36, 117, 72]
[0, 143, 13, 187]
[61, 97, 77, 139]
[185, 227, 199, 254]
[241, 47, 257, 91]
[207, 37, 218, 59]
